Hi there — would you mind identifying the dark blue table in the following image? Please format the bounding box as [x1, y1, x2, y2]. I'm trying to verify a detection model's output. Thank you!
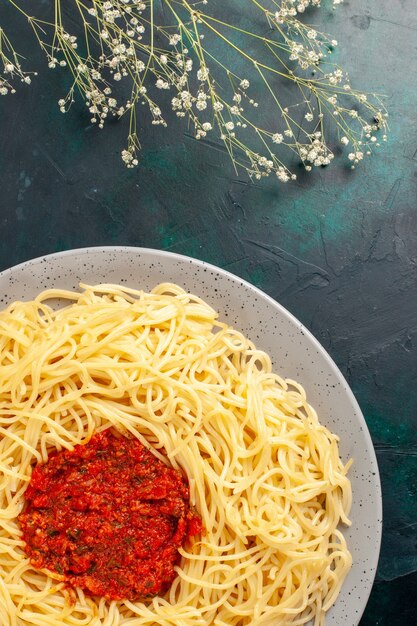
[1, 1, 416, 624]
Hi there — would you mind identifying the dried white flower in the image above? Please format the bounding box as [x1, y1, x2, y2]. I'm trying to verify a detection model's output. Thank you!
[0, 0, 385, 177]
[197, 67, 209, 82]
[169, 34, 181, 46]
[156, 78, 169, 89]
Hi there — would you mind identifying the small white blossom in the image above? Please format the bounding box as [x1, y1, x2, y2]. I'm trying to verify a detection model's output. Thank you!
[197, 67, 209, 82]
[169, 34, 181, 46]
[121, 149, 138, 168]
[272, 133, 283, 144]
[156, 78, 169, 89]
[276, 167, 290, 183]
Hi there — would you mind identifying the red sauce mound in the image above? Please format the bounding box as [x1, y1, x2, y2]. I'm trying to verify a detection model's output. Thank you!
[19, 430, 202, 601]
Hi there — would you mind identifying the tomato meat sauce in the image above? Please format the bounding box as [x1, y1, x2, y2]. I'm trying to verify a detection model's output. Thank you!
[19, 430, 202, 601]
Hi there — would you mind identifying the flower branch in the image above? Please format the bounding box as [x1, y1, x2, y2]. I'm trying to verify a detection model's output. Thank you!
[1, 0, 388, 181]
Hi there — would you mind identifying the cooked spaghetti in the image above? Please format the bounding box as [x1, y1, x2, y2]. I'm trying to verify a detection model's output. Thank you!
[0, 283, 352, 626]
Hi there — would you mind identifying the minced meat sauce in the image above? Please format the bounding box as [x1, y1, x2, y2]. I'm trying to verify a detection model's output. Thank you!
[19, 429, 202, 601]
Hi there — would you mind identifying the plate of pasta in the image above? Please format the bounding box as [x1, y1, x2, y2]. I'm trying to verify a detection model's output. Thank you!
[0, 246, 381, 626]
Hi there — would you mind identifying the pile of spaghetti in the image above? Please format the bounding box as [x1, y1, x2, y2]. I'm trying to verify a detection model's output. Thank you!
[0, 283, 352, 626]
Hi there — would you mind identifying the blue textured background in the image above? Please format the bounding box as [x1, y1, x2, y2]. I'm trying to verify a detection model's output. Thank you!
[1, 1, 416, 623]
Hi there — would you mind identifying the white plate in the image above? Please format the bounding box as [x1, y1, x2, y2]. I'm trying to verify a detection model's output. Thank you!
[0, 246, 381, 625]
